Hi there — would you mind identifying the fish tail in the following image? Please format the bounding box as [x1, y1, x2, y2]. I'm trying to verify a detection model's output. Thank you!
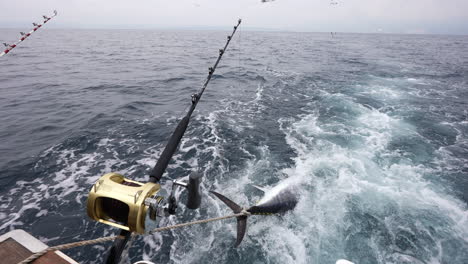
[210, 191, 248, 247]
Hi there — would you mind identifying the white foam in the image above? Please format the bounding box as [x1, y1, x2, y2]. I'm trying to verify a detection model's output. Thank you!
[275, 86, 468, 263]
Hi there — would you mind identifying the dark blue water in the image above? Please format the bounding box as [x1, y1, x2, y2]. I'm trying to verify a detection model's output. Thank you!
[1, 28, 467, 264]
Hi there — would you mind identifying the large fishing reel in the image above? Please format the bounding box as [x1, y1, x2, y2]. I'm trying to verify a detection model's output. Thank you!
[86, 172, 202, 234]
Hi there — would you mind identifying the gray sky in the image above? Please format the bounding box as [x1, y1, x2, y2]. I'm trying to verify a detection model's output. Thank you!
[1, 0, 467, 34]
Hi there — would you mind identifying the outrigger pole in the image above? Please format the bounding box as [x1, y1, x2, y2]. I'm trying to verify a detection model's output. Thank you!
[1, 10, 58, 57]
[105, 19, 242, 264]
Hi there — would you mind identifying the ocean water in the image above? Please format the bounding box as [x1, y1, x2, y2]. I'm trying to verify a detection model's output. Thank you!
[0, 28, 467, 264]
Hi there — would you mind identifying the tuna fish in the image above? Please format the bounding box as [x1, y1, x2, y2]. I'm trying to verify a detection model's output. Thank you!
[211, 181, 299, 246]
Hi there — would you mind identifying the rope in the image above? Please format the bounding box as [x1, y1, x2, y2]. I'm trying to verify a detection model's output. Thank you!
[148, 212, 248, 234]
[18, 235, 122, 264]
[17, 212, 249, 264]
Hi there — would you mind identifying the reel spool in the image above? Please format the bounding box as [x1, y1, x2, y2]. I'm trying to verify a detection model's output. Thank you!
[86, 173, 161, 234]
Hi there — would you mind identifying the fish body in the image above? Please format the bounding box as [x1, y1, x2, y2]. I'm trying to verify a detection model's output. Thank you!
[248, 184, 298, 214]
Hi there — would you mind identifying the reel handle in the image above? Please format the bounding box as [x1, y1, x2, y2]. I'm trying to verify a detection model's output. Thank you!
[185, 172, 202, 209]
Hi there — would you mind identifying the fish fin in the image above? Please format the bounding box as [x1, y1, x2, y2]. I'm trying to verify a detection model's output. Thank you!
[336, 260, 355, 264]
[251, 184, 268, 193]
[235, 215, 247, 247]
[210, 191, 249, 246]
[210, 191, 242, 214]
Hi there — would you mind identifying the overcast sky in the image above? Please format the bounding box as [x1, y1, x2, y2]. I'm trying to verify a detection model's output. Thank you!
[1, 0, 467, 34]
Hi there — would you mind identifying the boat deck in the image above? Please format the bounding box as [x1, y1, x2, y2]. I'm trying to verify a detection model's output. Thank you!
[0, 230, 78, 264]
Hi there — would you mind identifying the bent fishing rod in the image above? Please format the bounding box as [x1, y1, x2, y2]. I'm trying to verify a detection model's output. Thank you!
[1, 10, 58, 57]
[83, 19, 242, 264]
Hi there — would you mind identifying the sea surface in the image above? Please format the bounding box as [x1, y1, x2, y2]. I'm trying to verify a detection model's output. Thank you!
[0, 28, 467, 264]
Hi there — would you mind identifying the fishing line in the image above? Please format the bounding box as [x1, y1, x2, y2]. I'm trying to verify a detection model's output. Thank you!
[238, 22, 242, 90]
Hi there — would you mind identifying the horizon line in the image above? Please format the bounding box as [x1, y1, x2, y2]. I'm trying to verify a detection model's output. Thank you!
[0, 25, 467, 36]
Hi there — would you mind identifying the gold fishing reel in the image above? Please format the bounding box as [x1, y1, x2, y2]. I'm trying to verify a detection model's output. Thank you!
[86, 172, 202, 234]
[86, 173, 162, 234]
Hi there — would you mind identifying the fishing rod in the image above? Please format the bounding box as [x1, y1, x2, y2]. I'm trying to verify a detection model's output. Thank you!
[84, 19, 242, 264]
[149, 19, 242, 183]
[1, 10, 58, 57]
